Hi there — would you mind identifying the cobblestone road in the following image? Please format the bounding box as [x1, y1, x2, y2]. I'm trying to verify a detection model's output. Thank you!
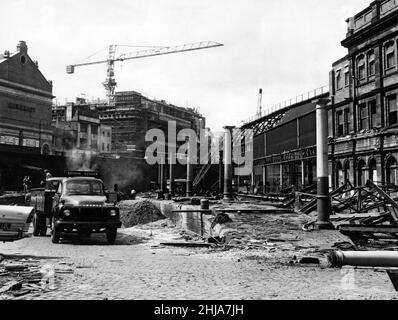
[1, 222, 397, 300]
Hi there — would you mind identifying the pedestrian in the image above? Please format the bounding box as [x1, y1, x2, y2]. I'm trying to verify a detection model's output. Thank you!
[44, 169, 52, 180]
[23, 176, 28, 193]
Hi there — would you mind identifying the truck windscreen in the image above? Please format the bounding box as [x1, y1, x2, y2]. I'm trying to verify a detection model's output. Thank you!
[65, 180, 104, 196]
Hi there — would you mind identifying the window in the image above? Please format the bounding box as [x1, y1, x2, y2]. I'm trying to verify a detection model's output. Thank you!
[357, 160, 366, 187]
[344, 66, 350, 86]
[80, 123, 88, 133]
[336, 111, 344, 136]
[386, 157, 398, 185]
[367, 50, 375, 76]
[336, 162, 344, 187]
[344, 108, 350, 134]
[387, 94, 398, 126]
[385, 41, 396, 69]
[91, 125, 98, 135]
[358, 103, 368, 130]
[336, 70, 342, 90]
[344, 161, 350, 183]
[357, 55, 366, 80]
[369, 100, 377, 128]
[369, 158, 377, 182]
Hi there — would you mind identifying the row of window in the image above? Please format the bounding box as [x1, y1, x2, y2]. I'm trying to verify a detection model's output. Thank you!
[335, 39, 397, 90]
[335, 156, 398, 186]
[335, 93, 398, 136]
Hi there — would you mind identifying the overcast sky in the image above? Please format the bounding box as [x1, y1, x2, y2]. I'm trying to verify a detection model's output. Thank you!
[1, 0, 367, 131]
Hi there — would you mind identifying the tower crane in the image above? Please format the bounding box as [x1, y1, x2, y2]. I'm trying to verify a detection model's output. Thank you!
[66, 41, 223, 103]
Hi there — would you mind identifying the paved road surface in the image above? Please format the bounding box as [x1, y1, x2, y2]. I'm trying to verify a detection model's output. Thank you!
[1, 224, 397, 300]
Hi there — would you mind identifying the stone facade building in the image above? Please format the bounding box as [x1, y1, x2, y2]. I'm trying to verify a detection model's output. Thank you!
[329, 0, 398, 189]
[0, 41, 54, 155]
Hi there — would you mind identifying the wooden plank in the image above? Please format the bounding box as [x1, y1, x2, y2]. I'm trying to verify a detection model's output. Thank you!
[339, 225, 398, 233]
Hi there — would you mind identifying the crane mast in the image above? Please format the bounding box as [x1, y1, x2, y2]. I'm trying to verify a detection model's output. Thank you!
[66, 41, 223, 104]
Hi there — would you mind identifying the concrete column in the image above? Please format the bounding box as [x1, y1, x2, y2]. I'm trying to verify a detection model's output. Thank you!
[169, 151, 175, 196]
[159, 163, 164, 194]
[279, 164, 283, 189]
[262, 166, 267, 193]
[223, 126, 234, 200]
[301, 160, 305, 188]
[315, 98, 334, 230]
[87, 124, 92, 149]
[186, 145, 193, 197]
[219, 150, 224, 194]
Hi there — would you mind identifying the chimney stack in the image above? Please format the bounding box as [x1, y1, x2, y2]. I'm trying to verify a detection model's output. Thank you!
[17, 41, 28, 54]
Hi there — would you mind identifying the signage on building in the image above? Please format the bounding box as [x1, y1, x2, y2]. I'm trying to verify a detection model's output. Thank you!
[261, 146, 317, 165]
[22, 138, 39, 148]
[0, 135, 19, 146]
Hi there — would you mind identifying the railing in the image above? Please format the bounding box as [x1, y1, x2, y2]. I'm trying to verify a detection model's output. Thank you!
[242, 85, 329, 125]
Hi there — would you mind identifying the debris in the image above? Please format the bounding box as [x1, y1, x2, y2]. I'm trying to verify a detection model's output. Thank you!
[119, 200, 165, 227]
[4, 264, 28, 272]
[299, 257, 320, 264]
[12, 289, 31, 297]
[160, 242, 213, 248]
[0, 281, 22, 293]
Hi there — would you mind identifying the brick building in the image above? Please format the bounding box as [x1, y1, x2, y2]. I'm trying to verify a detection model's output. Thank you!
[329, 0, 398, 189]
[0, 41, 54, 155]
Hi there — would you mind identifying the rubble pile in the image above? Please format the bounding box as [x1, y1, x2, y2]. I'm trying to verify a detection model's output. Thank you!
[0, 255, 48, 298]
[119, 200, 166, 228]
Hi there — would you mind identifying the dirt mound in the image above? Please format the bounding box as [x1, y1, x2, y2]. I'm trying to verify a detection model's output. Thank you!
[119, 200, 165, 227]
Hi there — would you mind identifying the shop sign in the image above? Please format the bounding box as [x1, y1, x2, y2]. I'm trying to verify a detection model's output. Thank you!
[22, 138, 40, 148]
[0, 135, 19, 146]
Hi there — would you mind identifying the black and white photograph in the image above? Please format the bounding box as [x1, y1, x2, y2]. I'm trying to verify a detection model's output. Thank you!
[1, 0, 398, 309]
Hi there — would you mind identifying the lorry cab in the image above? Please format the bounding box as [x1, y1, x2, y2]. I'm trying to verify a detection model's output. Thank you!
[50, 176, 121, 244]
[29, 171, 121, 244]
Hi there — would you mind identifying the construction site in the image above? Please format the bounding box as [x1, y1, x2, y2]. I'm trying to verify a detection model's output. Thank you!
[1, 0, 398, 303]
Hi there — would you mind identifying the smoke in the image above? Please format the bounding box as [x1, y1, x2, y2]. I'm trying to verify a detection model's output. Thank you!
[66, 149, 98, 171]
[96, 157, 147, 193]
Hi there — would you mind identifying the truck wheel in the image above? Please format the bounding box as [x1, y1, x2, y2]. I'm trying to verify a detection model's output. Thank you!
[32, 213, 40, 237]
[39, 224, 48, 237]
[51, 218, 60, 244]
[106, 227, 117, 245]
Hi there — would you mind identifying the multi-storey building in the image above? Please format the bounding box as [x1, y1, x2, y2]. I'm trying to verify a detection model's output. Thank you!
[52, 101, 112, 156]
[329, 0, 398, 189]
[0, 41, 54, 155]
[97, 91, 205, 156]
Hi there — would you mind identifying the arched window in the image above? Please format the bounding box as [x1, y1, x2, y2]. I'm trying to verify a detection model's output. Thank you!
[357, 159, 366, 186]
[386, 157, 398, 185]
[369, 158, 377, 182]
[344, 161, 350, 183]
[336, 162, 344, 187]
[357, 54, 366, 80]
[367, 50, 375, 76]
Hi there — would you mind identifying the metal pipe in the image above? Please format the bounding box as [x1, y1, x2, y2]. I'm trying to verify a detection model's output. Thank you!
[328, 251, 398, 268]
[315, 98, 334, 230]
